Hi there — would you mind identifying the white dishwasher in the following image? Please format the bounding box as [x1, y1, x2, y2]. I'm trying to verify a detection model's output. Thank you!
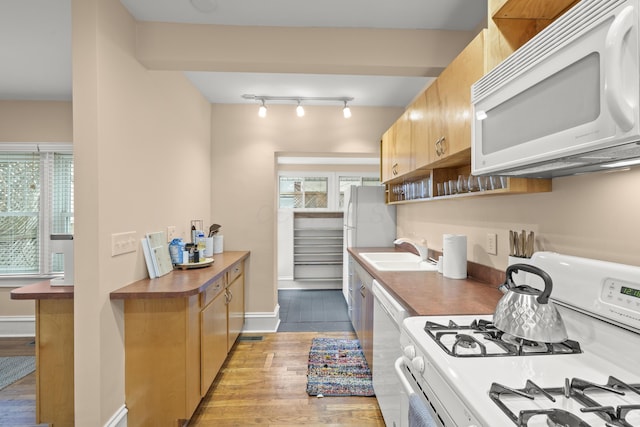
[372, 280, 408, 427]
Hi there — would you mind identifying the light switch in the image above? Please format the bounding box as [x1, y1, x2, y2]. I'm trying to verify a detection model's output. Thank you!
[486, 233, 497, 255]
[112, 231, 137, 256]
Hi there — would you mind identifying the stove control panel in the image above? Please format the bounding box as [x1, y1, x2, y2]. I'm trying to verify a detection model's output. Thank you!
[600, 278, 640, 330]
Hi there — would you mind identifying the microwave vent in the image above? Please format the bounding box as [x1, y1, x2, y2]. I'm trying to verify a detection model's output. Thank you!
[473, 0, 624, 102]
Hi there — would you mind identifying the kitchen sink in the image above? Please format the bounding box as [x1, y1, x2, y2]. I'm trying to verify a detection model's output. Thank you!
[359, 252, 438, 271]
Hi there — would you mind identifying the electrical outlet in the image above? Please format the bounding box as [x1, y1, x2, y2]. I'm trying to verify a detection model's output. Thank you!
[111, 231, 137, 256]
[167, 226, 177, 241]
[486, 233, 497, 255]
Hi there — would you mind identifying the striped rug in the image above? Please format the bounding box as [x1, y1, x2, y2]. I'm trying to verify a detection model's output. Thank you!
[0, 356, 35, 391]
[306, 338, 374, 397]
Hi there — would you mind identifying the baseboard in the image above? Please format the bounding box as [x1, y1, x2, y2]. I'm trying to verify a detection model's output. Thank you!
[104, 404, 127, 427]
[0, 316, 35, 337]
[242, 305, 281, 333]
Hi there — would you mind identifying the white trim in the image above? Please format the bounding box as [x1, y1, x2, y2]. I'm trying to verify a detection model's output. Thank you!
[104, 405, 128, 427]
[0, 143, 73, 153]
[242, 306, 281, 333]
[0, 316, 36, 337]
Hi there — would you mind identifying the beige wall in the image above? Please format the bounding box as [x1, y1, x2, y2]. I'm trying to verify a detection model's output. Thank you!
[71, 0, 211, 424]
[0, 100, 72, 142]
[210, 104, 402, 314]
[398, 167, 640, 271]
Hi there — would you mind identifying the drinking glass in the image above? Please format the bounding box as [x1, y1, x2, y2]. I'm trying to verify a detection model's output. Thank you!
[436, 182, 444, 197]
[449, 179, 458, 195]
[456, 175, 468, 193]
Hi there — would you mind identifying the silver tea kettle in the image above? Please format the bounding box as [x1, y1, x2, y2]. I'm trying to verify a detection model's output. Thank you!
[493, 263, 568, 343]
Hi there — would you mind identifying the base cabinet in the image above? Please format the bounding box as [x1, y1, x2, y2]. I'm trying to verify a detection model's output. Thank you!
[123, 258, 246, 427]
[351, 262, 374, 370]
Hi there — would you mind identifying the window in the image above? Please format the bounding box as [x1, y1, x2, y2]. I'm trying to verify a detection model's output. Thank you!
[278, 176, 329, 209]
[0, 145, 73, 276]
[338, 176, 380, 208]
[278, 172, 379, 211]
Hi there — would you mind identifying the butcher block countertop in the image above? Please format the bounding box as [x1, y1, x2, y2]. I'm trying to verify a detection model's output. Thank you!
[110, 250, 249, 299]
[348, 247, 504, 317]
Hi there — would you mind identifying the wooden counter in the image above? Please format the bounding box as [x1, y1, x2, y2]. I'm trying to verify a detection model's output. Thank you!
[348, 247, 504, 316]
[110, 251, 249, 299]
[10, 282, 74, 427]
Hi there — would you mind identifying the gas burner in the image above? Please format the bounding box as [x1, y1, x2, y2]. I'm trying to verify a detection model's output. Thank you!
[501, 333, 549, 353]
[423, 318, 582, 358]
[490, 377, 640, 427]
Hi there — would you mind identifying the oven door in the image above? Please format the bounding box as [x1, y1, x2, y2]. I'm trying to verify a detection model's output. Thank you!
[394, 356, 447, 427]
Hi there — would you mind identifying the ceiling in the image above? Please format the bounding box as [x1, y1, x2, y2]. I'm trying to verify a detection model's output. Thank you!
[0, 0, 487, 107]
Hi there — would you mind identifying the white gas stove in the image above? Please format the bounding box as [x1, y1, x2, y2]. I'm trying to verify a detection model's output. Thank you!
[397, 252, 640, 427]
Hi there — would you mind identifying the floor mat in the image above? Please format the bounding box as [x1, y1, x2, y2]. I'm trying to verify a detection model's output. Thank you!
[0, 356, 35, 391]
[306, 337, 374, 397]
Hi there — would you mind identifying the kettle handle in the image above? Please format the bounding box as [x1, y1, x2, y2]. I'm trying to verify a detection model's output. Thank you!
[506, 263, 553, 304]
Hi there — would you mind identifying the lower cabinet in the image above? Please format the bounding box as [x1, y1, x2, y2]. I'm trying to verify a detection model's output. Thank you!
[351, 262, 374, 370]
[200, 283, 228, 396]
[124, 259, 245, 427]
[227, 261, 245, 350]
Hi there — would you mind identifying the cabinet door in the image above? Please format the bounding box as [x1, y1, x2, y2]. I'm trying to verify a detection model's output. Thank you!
[200, 291, 228, 396]
[227, 274, 245, 351]
[380, 126, 395, 183]
[392, 112, 413, 177]
[412, 88, 442, 169]
[431, 31, 485, 165]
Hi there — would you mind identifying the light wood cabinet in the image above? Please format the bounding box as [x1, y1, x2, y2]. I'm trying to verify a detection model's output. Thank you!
[226, 261, 245, 350]
[200, 282, 227, 396]
[381, 112, 412, 183]
[380, 126, 394, 182]
[113, 252, 249, 427]
[380, 3, 577, 203]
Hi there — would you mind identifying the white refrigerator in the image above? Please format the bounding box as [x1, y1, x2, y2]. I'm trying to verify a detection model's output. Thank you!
[343, 185, 396, 305]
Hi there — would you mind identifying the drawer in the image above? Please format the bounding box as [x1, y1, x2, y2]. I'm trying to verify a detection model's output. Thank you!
[227, 261, 243, 285]
[200, 276, 225, 308]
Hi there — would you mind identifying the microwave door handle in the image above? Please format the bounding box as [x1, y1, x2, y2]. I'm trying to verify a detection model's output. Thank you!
[605, 5, 636, 132]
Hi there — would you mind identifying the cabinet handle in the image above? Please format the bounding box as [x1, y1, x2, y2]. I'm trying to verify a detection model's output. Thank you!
[435, 136, 446, 157]
[392, 163, 398, 176]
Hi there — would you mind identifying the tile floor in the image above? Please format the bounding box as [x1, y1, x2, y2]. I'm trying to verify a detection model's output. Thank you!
[277, 289, 354, 332]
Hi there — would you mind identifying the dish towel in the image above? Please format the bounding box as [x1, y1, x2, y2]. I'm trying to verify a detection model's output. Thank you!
[409, 394, 437, 427]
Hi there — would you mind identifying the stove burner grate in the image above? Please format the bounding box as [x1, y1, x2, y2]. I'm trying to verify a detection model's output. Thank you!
[489, 377, 640, 427]
[424, 319, 582, 358]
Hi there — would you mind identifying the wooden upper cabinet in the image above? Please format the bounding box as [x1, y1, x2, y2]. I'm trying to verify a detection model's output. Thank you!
[381, 112, 412, 183]
[393, 111, 413, 177]
[415, 30, 486, 169]
[380, 126, 395, 183]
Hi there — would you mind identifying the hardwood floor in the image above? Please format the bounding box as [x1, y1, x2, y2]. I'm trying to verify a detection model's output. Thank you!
[190, 332, 385, 426]
[0, 337, 37, 427]
[0, 333, 384, 427]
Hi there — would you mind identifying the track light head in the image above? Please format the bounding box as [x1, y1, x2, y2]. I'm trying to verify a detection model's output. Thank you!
[258, 100, 267, 118]
[296, 101, 305, 117]
[343, 101, 352, 119]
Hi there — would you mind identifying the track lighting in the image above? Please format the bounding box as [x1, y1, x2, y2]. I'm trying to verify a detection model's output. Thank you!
[343, 101, 352, 119]
[243, 94, 354, 118]
[258, 100, 267, 118]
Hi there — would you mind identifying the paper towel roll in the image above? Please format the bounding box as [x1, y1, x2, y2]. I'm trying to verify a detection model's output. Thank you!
[443, 234, 467, 279]
[213, 235, 224, 254]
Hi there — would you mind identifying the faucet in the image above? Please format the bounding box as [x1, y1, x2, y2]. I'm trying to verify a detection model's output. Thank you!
[394, 238, 428, 261]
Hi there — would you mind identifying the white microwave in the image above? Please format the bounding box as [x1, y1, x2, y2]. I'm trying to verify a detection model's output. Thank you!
[472, 0, 640, 178]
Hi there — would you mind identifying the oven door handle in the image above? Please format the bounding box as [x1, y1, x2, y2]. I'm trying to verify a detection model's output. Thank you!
[394, 356, 416, 397]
